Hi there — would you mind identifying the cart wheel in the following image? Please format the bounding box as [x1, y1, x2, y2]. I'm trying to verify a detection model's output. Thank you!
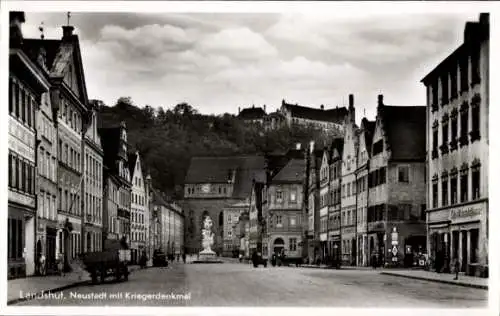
[100, 266, 106, 283]
[91, 270, 98, 284]
[115, 268, 121, 281]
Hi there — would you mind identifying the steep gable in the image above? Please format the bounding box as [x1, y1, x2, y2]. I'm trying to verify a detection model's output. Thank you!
[23, 30, 89, 106]
[341, 121, 358, 175]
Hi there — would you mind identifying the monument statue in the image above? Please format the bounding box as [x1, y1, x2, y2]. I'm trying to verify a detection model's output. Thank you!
[194, 214, 222, 263]
[201, 216, 215, 253]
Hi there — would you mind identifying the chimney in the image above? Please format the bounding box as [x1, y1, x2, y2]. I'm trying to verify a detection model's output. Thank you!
[480, 13, 489, 25]
[378, 94, 384, 107]
[348, 94, 355, 124]
[62, 25, 75, 41]
[309, 141, 315, 154]
[296, 143, 302, 150]
[263, 104, 266, 113]
[320, 104, 324, 110]
[238, 107, 241, 114]
[9, 11, 25, 48]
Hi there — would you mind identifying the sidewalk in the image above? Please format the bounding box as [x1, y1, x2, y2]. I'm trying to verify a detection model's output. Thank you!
[7, 265, 142, 305]
[380, 269, 488, 290]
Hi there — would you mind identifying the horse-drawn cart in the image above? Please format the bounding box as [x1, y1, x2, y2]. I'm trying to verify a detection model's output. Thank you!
[82, 239, 131, 284]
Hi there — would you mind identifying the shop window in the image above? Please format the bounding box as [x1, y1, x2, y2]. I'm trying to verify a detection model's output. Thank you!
[470, 229, 479, 263]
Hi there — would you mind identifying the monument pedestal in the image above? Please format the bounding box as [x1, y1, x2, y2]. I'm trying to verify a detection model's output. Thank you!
[193, 250, 223, 264]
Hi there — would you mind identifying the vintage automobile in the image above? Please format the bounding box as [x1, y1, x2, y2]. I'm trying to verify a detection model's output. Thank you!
[82, 238, 131, 284]
[152, 250, 169, 267]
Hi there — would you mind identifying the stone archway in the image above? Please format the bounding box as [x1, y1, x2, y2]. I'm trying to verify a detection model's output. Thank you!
[273, 238, 285, 255]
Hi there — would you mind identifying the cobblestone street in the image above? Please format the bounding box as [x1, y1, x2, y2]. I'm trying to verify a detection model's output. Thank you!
[14, 262, 487, 307]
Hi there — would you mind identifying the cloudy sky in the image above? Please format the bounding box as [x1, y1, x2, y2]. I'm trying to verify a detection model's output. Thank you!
[21, 11, 479, 122]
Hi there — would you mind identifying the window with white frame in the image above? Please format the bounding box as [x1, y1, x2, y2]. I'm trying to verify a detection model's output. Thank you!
[276, 215, 283, 227]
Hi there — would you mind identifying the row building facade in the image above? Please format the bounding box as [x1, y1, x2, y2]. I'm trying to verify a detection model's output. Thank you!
[422, 13, 489, 277]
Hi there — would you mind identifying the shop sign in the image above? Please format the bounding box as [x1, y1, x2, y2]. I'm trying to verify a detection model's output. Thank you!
[428, 209, 449, 223]
[368, 222, 385, 232]
[451, 206, 481, 221]
[342, 227, 355, 235]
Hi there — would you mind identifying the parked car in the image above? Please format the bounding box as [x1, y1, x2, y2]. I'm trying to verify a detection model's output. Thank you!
[152, 251, 168, 267]
[252, 251, 267, 268]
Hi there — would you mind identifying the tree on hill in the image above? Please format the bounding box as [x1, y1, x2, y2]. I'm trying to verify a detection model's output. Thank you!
[97, 97, 342, 198]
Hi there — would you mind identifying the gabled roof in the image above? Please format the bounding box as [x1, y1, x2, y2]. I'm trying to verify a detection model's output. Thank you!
[360, 118, 376, 156]
[330, 138, 344, 160]
[238, 107, 266, 120]
[380, 106, 426, 161]
[272, 159, 306, 183]
[282, 101, 348, 124]
[185, 156, 266, 199]
[128, 152, 138, 177]
[23, 31, 89, 105]
[421, 14, 489, 85]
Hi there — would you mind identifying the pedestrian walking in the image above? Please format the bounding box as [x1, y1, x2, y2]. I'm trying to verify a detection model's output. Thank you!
[182, 253, 186, 264]
[453, 257, 460, 280]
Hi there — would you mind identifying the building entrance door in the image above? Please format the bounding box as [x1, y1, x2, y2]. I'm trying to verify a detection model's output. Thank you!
[273, 238, 284, 255]
[461, 232, 468, 272]
[46, 228, 57, 274]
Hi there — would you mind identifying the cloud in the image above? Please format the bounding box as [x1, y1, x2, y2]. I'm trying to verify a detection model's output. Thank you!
[197, 27, 278, 60]
[19, 12, 479, 120]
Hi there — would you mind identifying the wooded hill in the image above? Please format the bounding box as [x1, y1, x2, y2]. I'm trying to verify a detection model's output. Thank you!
[96, 97, 341, 199]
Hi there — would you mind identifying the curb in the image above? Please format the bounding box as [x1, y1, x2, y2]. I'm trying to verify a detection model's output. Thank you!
[380, 272, 488, 290]
[8, 266, 144, 305]
[7, 280, 90, 305]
